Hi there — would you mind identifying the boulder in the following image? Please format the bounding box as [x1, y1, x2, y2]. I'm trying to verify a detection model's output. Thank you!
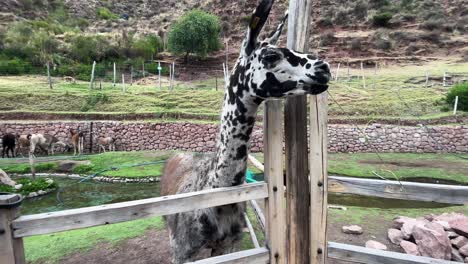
[460, 245, 468, 257]
[413, 222, 452, 260]
[0, 169, 16, 187]
[434, 220, 451, 231]
[401, 218, 428, 239]
[452, 248, 465, 262]
[435, 213, 466, 223]
[452, 236, 468, 249]
[392, 216, 414, 229]
[450, 218, 468, 237]
[400, 241, 420, 256]
[447, 231, 460, 239]
[388, 228, 404, 245]
[342, 225, 363, 235]
[365, 240, 387, 250]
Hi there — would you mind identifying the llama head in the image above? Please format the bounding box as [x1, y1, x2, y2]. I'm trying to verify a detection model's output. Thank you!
[235, 0, 330, 102]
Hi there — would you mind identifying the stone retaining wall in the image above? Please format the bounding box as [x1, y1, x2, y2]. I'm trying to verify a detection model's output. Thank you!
[1, 121, 467, 153]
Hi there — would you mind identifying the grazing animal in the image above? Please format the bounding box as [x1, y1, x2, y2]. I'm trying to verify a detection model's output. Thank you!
[94, 136, 116, 153]
[43, 135, 68, 155]
[63, 76, 76, 84]
[1, 133, 16, 158]
[29, 134, 48, 157]
[15, 134, 31, 157]
[160, 1, 330, 263]
[69, 129, 84, 156]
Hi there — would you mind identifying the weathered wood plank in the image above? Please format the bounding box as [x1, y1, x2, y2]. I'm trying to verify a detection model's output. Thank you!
[309, 93, 329, 264]
[328, 242, 460, 264]
[264, 100, 287, 264]
[0, 194, 25, 264]
[285, 0, 315, 263]
[249, 200, 265, 232]
[244, 213, 260, 248]
[188, 247, 269, 264]
[13, 183, 268, 238]
[329, 176, 468, 205]
[248, 155, 264, 172]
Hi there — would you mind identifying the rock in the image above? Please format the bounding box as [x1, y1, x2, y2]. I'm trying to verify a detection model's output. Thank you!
[342, 225, 363, 235]
[28, 192, 38, 198]
[434, 220, 451, 231]
[14, 184, 23, 190]
[452, 236, 468, 249]
[460, 245, 468, 257]
[401, 218, 428, 239]
[413, 223, 452, 260]
[0, 168, 16, 187]
[450, 218, 468, 237]
[37, 190, 46, 195]
[392, 216, 414, 229]
[400, 241, 420, 256]
[447, 231, 460, 239]
[365, 240, 387, 250]
[388, 228, 404, 245]
[465, 257, 468, 263]
[452, 248, 465, 262]
[435, 213, 466, 223]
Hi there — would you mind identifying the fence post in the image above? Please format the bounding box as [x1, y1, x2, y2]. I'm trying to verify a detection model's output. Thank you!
[309, 93, 329, 264]
[0, 194, 26, 264]
[171, 62, 175, 91]
[90, 61, 96, 90]
[453, 96, 459, 115]
[89, 122, 94, 154]
[113, 62, 116, 87]
[122, 74, 126, 93]
[361, 61, 366, 89]
[142, 62, 146, 78]
[285, 0, 314, 263]
[158, 62, 162, 90]
[130, 66, 133, 86]
[264, 100, 287, 264]
[334, 62, 341, 82]
[46, 61, 53, 89]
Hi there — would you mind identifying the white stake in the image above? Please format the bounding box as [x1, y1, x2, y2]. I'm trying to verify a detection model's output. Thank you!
[46, 61, 53, 89]
[453, 96, 459, 115]
[142, 62, 146, 78]
[158, 62, 162, 90]
[334, 63, 341, 82]
[113, 62, 116, 87]
[361, 61, 366, 89]
[171, 62, 175, 91]
[122, 74, 125, 93]
[169, 64, 172, 91]
[90, 61, 96, 90]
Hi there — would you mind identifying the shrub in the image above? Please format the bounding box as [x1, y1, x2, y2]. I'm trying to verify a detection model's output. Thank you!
[96, 7, 119, 20]
[372, 31, 392, 50]
[349, 38, 362, 51]
[352, 1, 368, 20]
[446, 82, 468, 111]
[168, 10, 222, 61]
[420, 31, 442, 44]
[420, 19, 444, 31]
[80, 92, 110, 112]
[372, 12, 393, 27]
[131, 34, 163, 59]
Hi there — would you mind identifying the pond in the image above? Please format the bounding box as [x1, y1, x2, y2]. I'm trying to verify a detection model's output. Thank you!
[18, 177, 160, 215]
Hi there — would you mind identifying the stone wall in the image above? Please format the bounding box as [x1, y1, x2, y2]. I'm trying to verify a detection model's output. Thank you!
[1, 121, 467, 153]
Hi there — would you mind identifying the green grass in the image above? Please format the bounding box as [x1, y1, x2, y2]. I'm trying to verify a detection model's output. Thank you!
[0, 59, 467, 120]
[24, 217, 165, 264]
[252, 152, 468, 184]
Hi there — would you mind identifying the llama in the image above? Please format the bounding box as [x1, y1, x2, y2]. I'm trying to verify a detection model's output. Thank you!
[69, 128, 84, 156]
[15, 134, 31, 157]
[42, 135, 68, 155]
[96, 136, 116, 153]
[160, 1, 331, 262]
[1, 133, 16, 158]
[29, 134, 48, 157]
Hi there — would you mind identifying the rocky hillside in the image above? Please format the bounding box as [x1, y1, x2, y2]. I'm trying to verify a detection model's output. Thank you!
[1, 0, 467, 61]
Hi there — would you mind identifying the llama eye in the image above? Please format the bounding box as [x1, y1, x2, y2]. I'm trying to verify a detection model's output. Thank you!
[262, 53, 281, 63]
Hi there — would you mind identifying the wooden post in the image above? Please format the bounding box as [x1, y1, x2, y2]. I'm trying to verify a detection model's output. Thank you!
[372, 62, 378, 89]
[122, 74, 126, 93]
[264, 100, 287, 264]
[113, 62, 116, 87]
[90, 61, 96, 90]
[89, 122, 94, 154]
[361, 61, 366, 89]
[130, 66, 133, 86]
[46, 61, 53, 89]
[142, 62, 146, 78]
[172, 62, 175, 91]
[215, 76, 218, 91]
[169, 64, 172, 91]
[425, 71, 429, 88]
[309, 93, 329, 264]
[285, 0, 314, 263]
[158, 62, 162, 90]
[0, 194, 25, 264]
[29, 153, 35, 179]
[334, 63, 341, 82]
[453, 96, 459, 115]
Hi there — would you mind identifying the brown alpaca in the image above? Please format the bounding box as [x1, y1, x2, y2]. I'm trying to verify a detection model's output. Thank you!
[69, 128, 84, 156]
[95, 136, 116, 153]
[160, 0, 330, 262]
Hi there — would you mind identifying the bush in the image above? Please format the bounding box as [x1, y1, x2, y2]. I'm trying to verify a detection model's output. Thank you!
[420, 19, 444, 31]
[96, 7, 119, 20]
[319, 31, 336, 46]
[446, 82, 468, 111]
[372, 31, 392, 50]
[80, 92, 110, 112]
[131, 34, 163, 59]
[0, 178, 59, 196]
[372, 12, 393, 27]
[349, 38, 362, 51]
[168, 10, 222, 61]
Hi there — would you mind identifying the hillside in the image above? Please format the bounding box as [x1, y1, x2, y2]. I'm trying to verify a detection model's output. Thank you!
[1, 0, 467, 62]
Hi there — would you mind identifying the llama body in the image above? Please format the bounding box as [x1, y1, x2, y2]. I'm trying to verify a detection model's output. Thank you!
[69, 129, 84, 156]
[1, 133, 16, 158]
[161, 0, 330, 262]
[95, 136, 116, 153]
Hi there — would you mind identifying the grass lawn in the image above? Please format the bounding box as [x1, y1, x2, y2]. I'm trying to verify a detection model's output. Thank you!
[24, 217, 165, 263]
[0, 59, 466, 120]
[252, 152, 468, 184]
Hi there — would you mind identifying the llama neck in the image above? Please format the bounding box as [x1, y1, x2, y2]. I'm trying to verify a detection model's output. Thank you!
[212, 84, 259, 187]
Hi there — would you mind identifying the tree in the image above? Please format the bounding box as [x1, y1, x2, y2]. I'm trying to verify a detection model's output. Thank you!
[168, 10, 221, 62]
[132, 34, 163, 59]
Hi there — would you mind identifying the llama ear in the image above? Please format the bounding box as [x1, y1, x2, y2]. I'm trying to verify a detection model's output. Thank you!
[243, 0, 274, 56]
[266, 11, 288, 45]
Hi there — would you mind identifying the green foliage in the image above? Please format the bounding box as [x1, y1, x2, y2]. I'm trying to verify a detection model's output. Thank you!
[96, 7, 119, 20]
[168, 10, 221, 59]
[372, 12, 393, 27]
[72, 164, 95, 174]
[80, 92, 110, 112]
[0, 59, 35, 75]
[131, 34, 163, 59]
[0, 178, 58, 196]
[446, 82, 468, 111]
[69, 35, 113, 63]
[0, 184, 15, 193]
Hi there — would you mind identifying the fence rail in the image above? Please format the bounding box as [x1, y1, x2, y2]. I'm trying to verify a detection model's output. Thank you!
[12, 183, 268, 238]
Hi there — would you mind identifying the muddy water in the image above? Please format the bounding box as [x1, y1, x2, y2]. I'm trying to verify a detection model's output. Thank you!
[18, 177, 160, 215]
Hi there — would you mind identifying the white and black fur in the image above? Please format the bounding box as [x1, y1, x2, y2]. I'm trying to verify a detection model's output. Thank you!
[160, 0, 330, 263]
